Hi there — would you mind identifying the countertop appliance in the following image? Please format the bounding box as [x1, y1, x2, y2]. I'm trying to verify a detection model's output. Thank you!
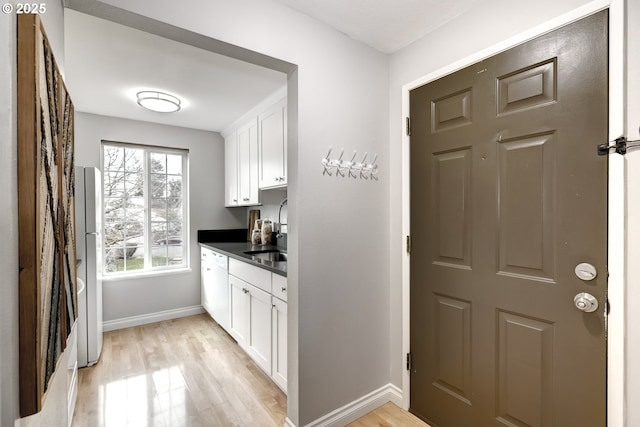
[75, 166, 103, 367]
[201, 248, 229, 330]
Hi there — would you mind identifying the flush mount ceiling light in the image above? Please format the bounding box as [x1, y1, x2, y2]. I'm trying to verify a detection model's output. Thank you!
[136, 91, 181, 113]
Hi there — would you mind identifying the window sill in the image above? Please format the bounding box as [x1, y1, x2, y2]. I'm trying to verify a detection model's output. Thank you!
[101, 267, 192, 282]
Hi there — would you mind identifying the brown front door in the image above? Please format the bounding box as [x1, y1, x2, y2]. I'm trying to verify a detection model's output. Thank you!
[409, 11, 608, 427]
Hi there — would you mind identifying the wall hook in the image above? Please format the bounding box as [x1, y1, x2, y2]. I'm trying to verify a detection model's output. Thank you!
[321, 147, 380, 181]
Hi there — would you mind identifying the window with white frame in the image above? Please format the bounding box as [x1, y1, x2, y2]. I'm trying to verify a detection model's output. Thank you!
[102, 141, 188, 275]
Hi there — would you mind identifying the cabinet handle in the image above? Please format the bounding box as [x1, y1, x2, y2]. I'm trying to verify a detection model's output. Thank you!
[272, 304, 276, 309]
[233, 199, 238, 202]
[242, 288, 249, 294]
[243, 198, 250, 202]
[281, 287, 287, 292]
[206, 268, 211, 271]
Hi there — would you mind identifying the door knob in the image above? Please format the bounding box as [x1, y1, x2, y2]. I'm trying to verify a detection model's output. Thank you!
[575, 263, 597, 281]
[574, 292, 599, 313]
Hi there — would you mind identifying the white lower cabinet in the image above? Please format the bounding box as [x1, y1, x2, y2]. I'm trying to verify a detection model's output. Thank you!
[228, 275, 272, 375]
[246, 282, 272, 374]
[228, 260, 287, 394]
[271, 296, 287, 392]
[229, 275, 249, 347]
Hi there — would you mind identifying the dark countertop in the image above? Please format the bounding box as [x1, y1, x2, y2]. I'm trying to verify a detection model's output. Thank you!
[200, 241, 287, 277]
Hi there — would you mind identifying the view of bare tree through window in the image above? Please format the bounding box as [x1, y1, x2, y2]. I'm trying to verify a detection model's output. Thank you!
[102, 143, 187, 274]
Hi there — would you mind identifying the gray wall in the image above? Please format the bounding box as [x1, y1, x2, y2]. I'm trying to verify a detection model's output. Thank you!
[74, 112, 245, 323]
[0, 7, 19, 427]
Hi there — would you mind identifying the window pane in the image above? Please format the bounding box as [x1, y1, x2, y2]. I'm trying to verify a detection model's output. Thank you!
[124, 222, 144, 242]
[167, 221, 182, 240]
[167, 154, 182, 175]
[104, 248, 122, 273]
[151, 222, 167, 245]
[104, 198, 125, 221]
[104, 146, 124, 172]
[167, 175, 182, 198]
[125, 198, 144, 222]
[123, 255, 144, 272]
[152, 255, 168, 267]
[125, 172, 143, 197]
[168, 245, 183, 265]
[104, 170, 125, 197]
[151, 174, 167, 198]
[103, 220, 124, 246]
[151, 199, 167, 221]
[124, 148, 143, 173]
[150, 153, 166, 173]
[167, 198, 182, 221]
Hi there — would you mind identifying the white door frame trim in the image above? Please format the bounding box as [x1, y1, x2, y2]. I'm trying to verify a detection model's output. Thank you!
[399, 1, 625, 425]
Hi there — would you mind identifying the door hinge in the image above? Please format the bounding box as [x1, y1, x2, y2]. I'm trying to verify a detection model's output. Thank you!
[406, 352, 412, 371]
[405, 117, 411, 136]
[406, 235, 411, 254]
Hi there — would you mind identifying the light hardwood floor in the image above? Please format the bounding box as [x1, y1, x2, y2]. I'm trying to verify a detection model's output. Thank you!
[72, 314, 427, 427]
[346, 402, 428, 427]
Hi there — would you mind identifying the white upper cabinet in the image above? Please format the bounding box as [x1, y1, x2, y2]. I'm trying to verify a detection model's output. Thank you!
[258, 98, 287, 189]
[224, 94, 287, 205]
[237, 119, 259, 205]
[224, 132, 239, 206]
[225, 118, 259, 207]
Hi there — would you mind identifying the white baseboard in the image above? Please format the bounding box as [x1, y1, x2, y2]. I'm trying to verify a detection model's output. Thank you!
[303, 383, 403, 427]
[102, 305, 205, 332]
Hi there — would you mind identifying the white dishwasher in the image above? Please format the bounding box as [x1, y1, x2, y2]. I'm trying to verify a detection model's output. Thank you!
[201, 247, 229, 331]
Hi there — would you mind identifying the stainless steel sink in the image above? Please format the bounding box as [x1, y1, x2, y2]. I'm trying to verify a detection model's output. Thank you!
[243, 249, 288, 263]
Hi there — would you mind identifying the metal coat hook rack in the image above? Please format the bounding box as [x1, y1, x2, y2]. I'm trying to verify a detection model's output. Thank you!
[321, 147, 379, 180]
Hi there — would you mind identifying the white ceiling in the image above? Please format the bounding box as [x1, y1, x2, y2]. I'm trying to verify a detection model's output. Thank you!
[64, 9, 287, 133]
[65, 1, 479, 133]
[271, 0, 480, 53]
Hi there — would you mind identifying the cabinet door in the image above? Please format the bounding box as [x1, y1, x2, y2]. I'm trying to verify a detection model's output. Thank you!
[271, 297, 287, 392]
[229, 275, 249, 347]
[237, 119, 259, 205]
[246, 283, 272, 375]
[201, 261, 213, 315]
[201, 248, 214, 314]
[258, 98, 287, 189]
[224, 133, 239, 206]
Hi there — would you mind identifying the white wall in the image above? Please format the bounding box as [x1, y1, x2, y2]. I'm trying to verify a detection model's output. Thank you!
[0, 7, 19, 427]
[625, 0, 640, 423]
[39, 1, 65, 77]
[76, 1, 391, 425]
[75, 112, 245, 323]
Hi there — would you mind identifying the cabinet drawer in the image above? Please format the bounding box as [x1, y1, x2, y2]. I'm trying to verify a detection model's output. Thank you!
[229, 258, 271, 293]
[272, 274, 287, 302]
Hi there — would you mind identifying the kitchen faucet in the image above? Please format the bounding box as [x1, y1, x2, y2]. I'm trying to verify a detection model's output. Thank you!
[277, 198, 287, 238]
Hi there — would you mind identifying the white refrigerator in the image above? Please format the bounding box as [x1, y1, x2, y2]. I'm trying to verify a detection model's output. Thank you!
[75, 166, 103, 367]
